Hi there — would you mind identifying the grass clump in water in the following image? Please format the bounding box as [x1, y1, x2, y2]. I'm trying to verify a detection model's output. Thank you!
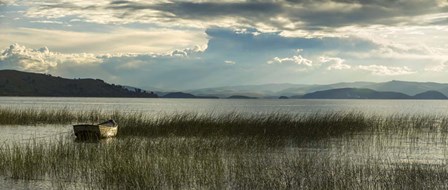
[2, 107, 448, 140]
[0, 107, 375, 139]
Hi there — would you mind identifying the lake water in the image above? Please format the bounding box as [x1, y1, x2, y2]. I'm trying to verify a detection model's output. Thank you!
[1, 97, 448, 116]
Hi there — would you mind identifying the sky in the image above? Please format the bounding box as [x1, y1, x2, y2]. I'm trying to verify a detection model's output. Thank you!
[1, 0, 448, 90]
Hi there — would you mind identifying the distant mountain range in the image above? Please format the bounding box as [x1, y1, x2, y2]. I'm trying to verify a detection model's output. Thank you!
[161, 92, 219, 99]
[0, 70, 157, 98]
[183, 80, 448, 99]
[185, 83, 305, 98]
[300, 88, 447, 99]
[2, 69, 448, 100]
[161, 92, 257, 99]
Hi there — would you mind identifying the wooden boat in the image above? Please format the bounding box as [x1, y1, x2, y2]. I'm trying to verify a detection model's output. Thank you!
[73, 120, 118, 139]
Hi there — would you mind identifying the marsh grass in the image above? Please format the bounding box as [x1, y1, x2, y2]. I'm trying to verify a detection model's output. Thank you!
[1, 136, 448, 189]
[1, 107, 448, 140]
[0, 107, 389, 139]
[2, 107, 448, 189]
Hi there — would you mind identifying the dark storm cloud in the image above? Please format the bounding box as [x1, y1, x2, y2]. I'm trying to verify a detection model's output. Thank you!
[149, 2, 283, 18]
[38, 2, 98, 10]
[105, 1, 284, 26]
[285, 0, 445, 26]
[0, 0, 10, 5]
[26, 0, 448, 31]
[143, 0, 447, 28]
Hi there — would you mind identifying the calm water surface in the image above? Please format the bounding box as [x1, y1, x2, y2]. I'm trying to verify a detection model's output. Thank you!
[0, 124, 71, 145]
[1, 97, 448, 116]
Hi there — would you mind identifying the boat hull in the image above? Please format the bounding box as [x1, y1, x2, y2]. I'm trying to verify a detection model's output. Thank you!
[73, 121, 118, 139]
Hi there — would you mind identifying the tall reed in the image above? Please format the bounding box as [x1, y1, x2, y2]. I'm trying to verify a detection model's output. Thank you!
[1, 136, 448, 189]
[2, 107, 448, 189]
[0, 107, 378, 139]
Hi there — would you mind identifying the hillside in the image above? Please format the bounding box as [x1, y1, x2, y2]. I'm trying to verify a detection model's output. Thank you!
[278, 82, 375, 96]
[227, 95, 258, 99]
[413, 91, 448, 99]
[184, 81, 448, 98]
[302, 88, 411, 99]
[161, 92, 218, 99]
[186, 83, 306, 98]
[363, 80, 448, 96]
[0, 70, 158, 97]
[301, 88, 447, 99]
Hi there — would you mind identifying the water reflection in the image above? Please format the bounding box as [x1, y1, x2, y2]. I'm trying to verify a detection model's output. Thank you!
[1, 97, 448, 116]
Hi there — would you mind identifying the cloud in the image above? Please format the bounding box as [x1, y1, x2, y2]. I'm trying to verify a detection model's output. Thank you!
[358, 65, 416, 76]
[341, 25, 448, 62]
[320, 56, 351, 70]
[0, 0, 16, 5]
[425, 61, 448, 72]
[170, 45, 206, 57]
[0, 27, 207, 54]
[171, 49, 188, 57]
[20, 0, 448, 34]
[224, 60, 236, 65]
[0, 43, 206, 73]
[268, 55, 313, 67]
[30, 20, 64, 24]
[0, 43, 101, 72]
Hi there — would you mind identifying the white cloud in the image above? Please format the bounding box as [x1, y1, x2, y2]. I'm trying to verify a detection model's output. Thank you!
[235, 28, 261, 36]
[268, 55, 313, 67]
[224, 60, 236, 65]
[0, 27, 207, 54]
[170, 45, 206, 57]
[320, 56, 351, 70]
[358, 65, 415, 76]
[343, 25, 448, 61]
[0, 43, 207, 73]
[30, 20, 64, 24]
[0, 43, 101, 72]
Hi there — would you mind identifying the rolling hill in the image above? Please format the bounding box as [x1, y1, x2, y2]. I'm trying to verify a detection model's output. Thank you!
[301, 88, 447, 99]
[184, 81, 448, 98]
[0, 70, 158, 97]
[161, 92, 218, 99]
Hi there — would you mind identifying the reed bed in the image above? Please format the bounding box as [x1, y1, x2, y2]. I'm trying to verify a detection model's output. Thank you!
[1, 107, 448, 139]
[1, 136, 448, 189]
[1, 107, 448, 189]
